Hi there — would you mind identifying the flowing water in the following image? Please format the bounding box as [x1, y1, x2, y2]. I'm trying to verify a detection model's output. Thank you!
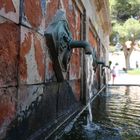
[59, 86, 140, 140]
[85, 55, 94, 127]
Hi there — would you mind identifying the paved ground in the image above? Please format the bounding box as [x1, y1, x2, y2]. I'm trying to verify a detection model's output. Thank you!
[109, 51, 140, 85]
[109, 73, 140, 85]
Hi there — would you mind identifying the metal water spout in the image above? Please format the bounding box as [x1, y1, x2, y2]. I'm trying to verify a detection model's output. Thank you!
[70, 40, 92, 54]
[45, 9, 92, 81]
[91, 48, 106, 72]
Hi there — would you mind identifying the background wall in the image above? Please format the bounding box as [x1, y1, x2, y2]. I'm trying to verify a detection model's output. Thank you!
[0, 0, 110, 139]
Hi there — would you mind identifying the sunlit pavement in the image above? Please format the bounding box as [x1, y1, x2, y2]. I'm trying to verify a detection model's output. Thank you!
[109, 73, 140, 85]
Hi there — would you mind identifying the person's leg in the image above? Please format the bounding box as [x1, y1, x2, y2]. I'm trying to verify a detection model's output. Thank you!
[113, 77, 114, 84]
[112, 75, 115, 84]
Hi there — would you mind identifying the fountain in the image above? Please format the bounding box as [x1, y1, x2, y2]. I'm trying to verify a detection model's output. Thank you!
[83, 55, 100, 131]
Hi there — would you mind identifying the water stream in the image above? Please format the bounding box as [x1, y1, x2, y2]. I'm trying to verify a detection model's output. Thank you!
[84, 55, 101, 132]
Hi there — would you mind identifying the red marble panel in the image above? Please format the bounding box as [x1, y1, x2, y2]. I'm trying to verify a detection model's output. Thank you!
[21, 0, 46, 34]
[0, 0, 19, 23]
[69, 53, 81, 80]
[88, 28, 97, 48]
[46, 0, 59, 27]
[19, 26, 45, 84]
[63, 0, 76, 39]
[0, 20, 19, 87]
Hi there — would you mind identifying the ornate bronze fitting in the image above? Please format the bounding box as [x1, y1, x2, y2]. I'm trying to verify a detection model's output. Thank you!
[91, 48, 105, 72]
[45, 9, 92, 82]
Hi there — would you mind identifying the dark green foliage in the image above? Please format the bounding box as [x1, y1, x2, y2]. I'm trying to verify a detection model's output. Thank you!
[110, 0, 140, 23]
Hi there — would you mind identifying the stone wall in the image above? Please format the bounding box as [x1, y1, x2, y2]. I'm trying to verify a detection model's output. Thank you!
[0, 0, 110, 139]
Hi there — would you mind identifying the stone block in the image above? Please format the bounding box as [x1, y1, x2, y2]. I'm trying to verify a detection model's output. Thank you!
[41, 83, 58, 123]
[69, 53, 81, 80]
[65, 2, 81, 80]
[45, 48, 57, 82]
[57, 82, 77, 117]
[0, 0, 19, 23]
[45, 0, 59, 27]
[69, 80, 81, 101]
[0, 87, 17, 139]
[88, 29, 97, 47]
[0, 19, 19, 87]
[17, 85, 44, 121]
[21, 0, 46, 35]
[13, 83, 58, 139]
[19, 26, 45, 85]
[30, 83, 58, 127]
[46, 0, 81, 39]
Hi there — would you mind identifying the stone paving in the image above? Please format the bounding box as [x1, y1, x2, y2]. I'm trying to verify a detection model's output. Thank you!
[109, 73, 140, 85]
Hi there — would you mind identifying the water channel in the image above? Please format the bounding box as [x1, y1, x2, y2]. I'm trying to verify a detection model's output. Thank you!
[58, 86, 140, 140]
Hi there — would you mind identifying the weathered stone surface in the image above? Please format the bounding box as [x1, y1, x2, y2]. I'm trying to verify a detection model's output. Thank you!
[0, 0, 111, 139]
[57, 82, 77, 117]
[64, 0, 82, 80]
[88, 29, 97, 47]
[45, 48, 57, 82]
[46, 0, 59, 27]
[42, 83, 58, 123]
[21, 0, 46, 34]
[46, 0, 81, 37]
[17, 82, 77, 128]
[69, 80, 81, 101]
[46, 0, 82, 81]
[69, 53, 81, 80]
[3, 85, 45, 139]
[17, 85, 44, 121]
[15, 83, 57, 139]
[6, 82, 78, 139]
[19, 26, 45, 85]
[62, 0, 81, 40]
[64, 0, 76, 39]
[0, 0, 19, 23]
[0, 19, 19, 87]
[0, 87, 17, 139]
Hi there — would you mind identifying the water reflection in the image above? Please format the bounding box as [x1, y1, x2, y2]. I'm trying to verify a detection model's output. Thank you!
[107, 86, 140, 139]
[59, 86, 140, 140]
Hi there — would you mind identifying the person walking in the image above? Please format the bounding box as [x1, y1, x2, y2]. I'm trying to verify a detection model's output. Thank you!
[136, 61, 139, 69]
[111, 66, 116, 84]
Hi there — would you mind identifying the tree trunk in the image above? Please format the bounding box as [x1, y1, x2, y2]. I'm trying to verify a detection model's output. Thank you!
[124, 54, 131, 70]
[123, 42, 134, 70]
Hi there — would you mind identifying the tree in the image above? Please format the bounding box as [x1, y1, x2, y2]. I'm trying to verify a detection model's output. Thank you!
[110, 0, 140, 23]
[110, 0, 140, 70]
[111, 19, 140, 69]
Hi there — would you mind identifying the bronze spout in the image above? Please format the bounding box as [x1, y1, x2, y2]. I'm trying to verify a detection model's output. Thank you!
[69, 40, 92, 55]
